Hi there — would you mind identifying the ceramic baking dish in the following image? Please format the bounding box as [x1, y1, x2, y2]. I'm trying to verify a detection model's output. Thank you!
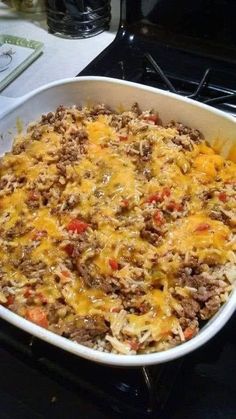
[0, 76, 235, 367]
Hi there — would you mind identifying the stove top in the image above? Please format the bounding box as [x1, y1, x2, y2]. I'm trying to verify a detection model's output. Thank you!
[79, 0, 236, 115]
[79, 28, 236, 115]
[1, 314, 236, 419]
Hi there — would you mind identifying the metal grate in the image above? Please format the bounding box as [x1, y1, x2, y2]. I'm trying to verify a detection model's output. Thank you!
[142, 53, 236, 114]
[79, 28, 236, 116]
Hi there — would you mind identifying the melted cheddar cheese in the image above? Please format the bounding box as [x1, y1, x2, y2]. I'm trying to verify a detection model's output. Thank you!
[0, 104, 235, 355]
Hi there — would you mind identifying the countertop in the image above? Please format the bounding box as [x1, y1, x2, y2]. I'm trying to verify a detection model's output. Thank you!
[0, 1, 120, 98]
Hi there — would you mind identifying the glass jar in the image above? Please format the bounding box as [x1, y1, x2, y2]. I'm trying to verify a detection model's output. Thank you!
[46, 0, 111, 38]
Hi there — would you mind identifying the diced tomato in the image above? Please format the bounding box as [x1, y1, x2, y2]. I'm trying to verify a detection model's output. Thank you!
[67, 219, 89, 234]
[143, 114, 159, 124]
[26, 307, 48, 328]
[194, 223, 210, 232]
[119, 134, 128, 141]
[146, 187, 171, 204]
[63, 243, 75, 256]
[162, 187, 171, 198]
[6, 295, 15, 306]
[129, 340, 140, 351]
[121, 199, 129, 208]
[24, 287, 33, 298]
[166, 201, 183, 212]
[218, 192, 227, 202]
[36, 292, 48, 304]
[146, 193, 162, 204]
[153, 210, 165, 226]
[183, 326, 196, 340]
[109, 259, 119, 270]
[61, 270, 70, 278]
[28, 191, 40, 201]
[166, 202, 174, 211]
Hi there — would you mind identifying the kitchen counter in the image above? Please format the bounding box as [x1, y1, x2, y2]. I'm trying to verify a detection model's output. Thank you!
[0, 1, 120, 98]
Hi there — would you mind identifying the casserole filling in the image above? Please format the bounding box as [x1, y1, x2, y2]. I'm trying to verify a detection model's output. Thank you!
[0, 103, 235, 354]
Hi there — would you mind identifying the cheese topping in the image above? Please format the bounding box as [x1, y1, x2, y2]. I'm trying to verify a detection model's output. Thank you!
[0, 104, 235, 355]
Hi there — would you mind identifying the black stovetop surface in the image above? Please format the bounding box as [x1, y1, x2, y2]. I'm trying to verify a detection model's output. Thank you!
[79, 27, 236, 115]
[1, 313, 235, 419]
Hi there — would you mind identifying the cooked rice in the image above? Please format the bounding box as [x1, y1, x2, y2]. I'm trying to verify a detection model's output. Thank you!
[0, 103, 235, 354]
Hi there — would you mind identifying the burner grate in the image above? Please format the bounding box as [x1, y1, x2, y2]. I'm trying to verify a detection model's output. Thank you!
[143, 53, 236, 114]
[79, 29, 236, 116]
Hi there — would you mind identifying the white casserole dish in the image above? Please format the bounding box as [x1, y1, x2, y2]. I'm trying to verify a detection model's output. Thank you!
[0, 76, 235, 367]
